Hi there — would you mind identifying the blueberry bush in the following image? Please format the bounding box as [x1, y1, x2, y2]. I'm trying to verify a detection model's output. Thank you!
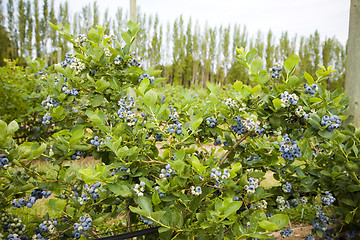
[0, 21, 359, 239]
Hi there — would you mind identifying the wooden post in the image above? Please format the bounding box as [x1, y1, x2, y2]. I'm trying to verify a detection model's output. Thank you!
[345, 0, 360, 127]
[130, 0, 137, 23]
[57, 47, 62, 64]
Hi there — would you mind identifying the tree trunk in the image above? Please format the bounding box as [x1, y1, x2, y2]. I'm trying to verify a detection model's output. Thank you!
[345, 0, 360, 127]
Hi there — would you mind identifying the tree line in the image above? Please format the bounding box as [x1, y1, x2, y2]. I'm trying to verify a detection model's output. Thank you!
[0, 0, 346, 90]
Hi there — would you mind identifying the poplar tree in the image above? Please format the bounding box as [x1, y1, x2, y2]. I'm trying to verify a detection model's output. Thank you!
[34, 0, 41, 58]
[49, 0, 57, 64]
[103, 8, 110, 34]
[26, 0, 33, 57]
[265, 29, 275, 70]
[7, 0, 16, 58]
[93, 1, 99, 28]
[0, 0, 4, 24]
[41, 0, 49, 56]
[222, 25, 230, 84]
[255, 30, 264, 58]
[18, 0, 26, 58]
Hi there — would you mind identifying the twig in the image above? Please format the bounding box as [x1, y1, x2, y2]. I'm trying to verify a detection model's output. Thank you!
[217, 131, 252, 167]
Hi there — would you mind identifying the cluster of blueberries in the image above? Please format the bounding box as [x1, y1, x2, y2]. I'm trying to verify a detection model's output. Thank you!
[90, 136, 104, 147]
[33, 219, 58, 240]
[114, 55, 124, 65]
[246, 156, 261, 164]
[167, 108, 182, 135]
[41, 114, 52, 126]
[117, 97, 138, 126]
[71, 151, 83, 160]
[278, 134, 302, 162]
[280, 91, 299, 107]
[74, 34, 87, 45]
[280, 228, 293, 238]
[345, 230, 358, 239]
[320, 115, 341, 131]
[321, 191, 335, 206]
[139, 215, 153, 226]
[244, 177, 259, 194]
[304, 83, 318, 95]
[85, 182, 102, 201]
[129, 52, 141, 67]
[270, 65, 282, 79]
[133, 181, 146, 197]
[11, 189, 51, 209]
[72, 216, 92, 239]
[154, 186, 166, 198]
[231, 115, 247, 135]
[190, 186, 202, 196]
[213, 138, 228, 146]
[282, 182, 292, 193]
[110, 166, 128, 177]
[71, 183, 102, 204]
[276, 196, 290, 212]
[311, 210, 331, 234]
[138, 73, 155, 84]
[206, 117, 218, 128]
[307, 192, 337, 238]
[159, 164, 175, 179]
[1, 213, 27, 240]
[155, 133, 163, 142]
[41, 96, 59, 109]
[210, 168, 230, 182]
[61, 83, 79, 96]
[59, 52, 73, 68]
[0, 155, 9, 168]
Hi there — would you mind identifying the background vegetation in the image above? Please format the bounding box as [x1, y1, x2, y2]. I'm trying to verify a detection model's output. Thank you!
[0, 0, 346, 90]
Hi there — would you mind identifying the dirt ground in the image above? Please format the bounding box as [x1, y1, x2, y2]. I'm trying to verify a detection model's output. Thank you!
[268, 223, 312, 239]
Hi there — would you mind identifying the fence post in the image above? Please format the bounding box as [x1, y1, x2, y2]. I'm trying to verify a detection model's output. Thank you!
[57, 47, 62, 64]
[345, 0, 360, 127]
[130, 0, 137, 23]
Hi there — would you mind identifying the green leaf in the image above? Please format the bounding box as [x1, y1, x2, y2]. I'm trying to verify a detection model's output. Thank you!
[150, 211, 166, 221]
[7, 121, 19, 135]
[246, 49, 258, 64]
[48, 21, 60, 31]
[318, 130, 336, 139]
[143, 89, 157, 108]
[284, 54, 299, 74]
[250, 58, 263, 74]
[108, 184, 133, 198]
[129, 206, 149, 216]
[288, 76, 301, 88]
[121, 30, 132, 44]
[259, 220, 279, 231]
[87, 28, 101, 43]
[175, 149, 185, 161]
[152, 191, 161, 205]
[224, 201, 242, 218]
[49, 199, 66, 211]
[252, 85, 261, 93]
[139, 78, 150, 94]
[29, 143, 47, 160]
[304, 72, 314, 85]
[137, 196, 153, 215]
[192, 117, 203, 131]
[233, 81, 243, 91]
[92, 95, 105, 107]
[0, 120, 6, 145]
[272, 98, 283, 109]
[269, 214, 289, 229]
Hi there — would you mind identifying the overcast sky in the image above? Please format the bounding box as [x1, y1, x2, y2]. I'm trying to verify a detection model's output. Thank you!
[55, 0, 351, 45]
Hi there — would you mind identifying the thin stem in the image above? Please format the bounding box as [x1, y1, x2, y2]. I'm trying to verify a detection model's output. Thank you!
[217, 131, 252, 167]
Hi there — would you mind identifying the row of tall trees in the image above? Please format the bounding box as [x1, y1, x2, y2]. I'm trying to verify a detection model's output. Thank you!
[0, 0, 346, 89]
